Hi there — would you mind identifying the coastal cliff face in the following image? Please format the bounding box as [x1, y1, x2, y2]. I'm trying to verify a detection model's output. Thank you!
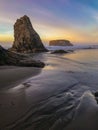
[0, 45, 45, 67]
[49, 40, 73, 46]
[11, 15, 47, 53]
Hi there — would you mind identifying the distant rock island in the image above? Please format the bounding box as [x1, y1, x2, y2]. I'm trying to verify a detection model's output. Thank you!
[49, 40, 73, 46]
[10, 15, 47, 53]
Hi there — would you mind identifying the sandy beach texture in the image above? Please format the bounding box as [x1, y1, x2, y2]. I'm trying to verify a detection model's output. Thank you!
[0, 66, 41, 90]
[0, 50, 98, 130]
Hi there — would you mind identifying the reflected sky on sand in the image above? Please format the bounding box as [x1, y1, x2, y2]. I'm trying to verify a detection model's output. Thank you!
[1, 49, 98, 129]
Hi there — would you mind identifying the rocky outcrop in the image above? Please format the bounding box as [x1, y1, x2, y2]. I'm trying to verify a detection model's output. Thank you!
[51, 50, 69, 54]
[0, 45, 45, 67]
[10, 15, 47, 53]
[49, 40, 73, 46]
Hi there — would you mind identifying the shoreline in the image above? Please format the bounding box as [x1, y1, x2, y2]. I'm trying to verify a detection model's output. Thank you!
[0, 66, 42, 90]
[0, 49, 98, 129]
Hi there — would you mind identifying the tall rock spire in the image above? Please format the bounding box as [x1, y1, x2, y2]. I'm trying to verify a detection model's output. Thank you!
[11, 15, 47, 53]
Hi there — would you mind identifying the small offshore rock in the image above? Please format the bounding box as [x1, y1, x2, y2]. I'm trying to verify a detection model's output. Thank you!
[51, 50, 69, 54]
[49, 40, 73, 46]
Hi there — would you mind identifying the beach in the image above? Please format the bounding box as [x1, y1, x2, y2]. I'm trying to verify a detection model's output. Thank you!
[0, 49, 98, 130]
[1, 0, 98, 129]
[0, 66, 41, 90]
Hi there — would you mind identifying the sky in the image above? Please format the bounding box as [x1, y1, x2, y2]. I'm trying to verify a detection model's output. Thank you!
[0, 0, 98, 45]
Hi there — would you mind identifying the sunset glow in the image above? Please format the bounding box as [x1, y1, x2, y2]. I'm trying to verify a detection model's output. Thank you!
[0, 34, 13, 43]
[0, 0, 98, 45]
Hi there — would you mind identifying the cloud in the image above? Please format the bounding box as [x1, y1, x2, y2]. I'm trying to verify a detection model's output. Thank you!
[0, 0, 98, 44]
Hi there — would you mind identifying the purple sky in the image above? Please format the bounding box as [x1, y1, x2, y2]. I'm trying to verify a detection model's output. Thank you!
[0, 0, 98, 45]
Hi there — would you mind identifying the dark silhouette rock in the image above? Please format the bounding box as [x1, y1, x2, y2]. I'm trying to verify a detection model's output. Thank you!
[51, 50, 69, 54]
[49, 40, 73, 46]
[0, 45, 8, 65]
[0, 45, 45, 68]
[10, 15, 47, 53]
[94, 92, 98, 103]
[94, 92, 98, 97]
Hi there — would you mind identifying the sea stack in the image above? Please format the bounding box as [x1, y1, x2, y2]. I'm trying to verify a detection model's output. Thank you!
[49, 40, 73, 46]
[11, 15, 47, 53]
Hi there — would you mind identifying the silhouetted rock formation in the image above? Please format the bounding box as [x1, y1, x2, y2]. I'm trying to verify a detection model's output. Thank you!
[0, 45, 45, 67]
[51, 50, 69, 54]
[10, 15, 47, 53]
[49, 40, 73, 46]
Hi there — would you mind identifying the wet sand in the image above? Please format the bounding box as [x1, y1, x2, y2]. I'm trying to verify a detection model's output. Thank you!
[66, 91, 98, 130]
[0, 66, 41, 90]
[1, 50, 98, 130]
